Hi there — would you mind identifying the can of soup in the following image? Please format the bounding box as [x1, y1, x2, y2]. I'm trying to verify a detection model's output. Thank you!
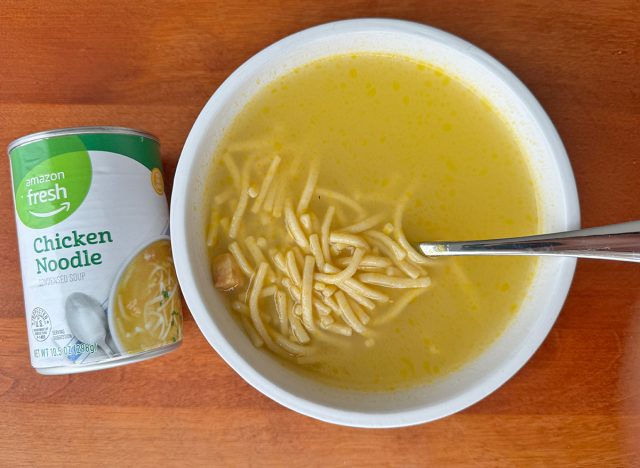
[8, 127, 183, 374]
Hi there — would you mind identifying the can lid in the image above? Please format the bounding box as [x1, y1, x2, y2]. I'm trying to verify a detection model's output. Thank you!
[7, 126, 159, 154]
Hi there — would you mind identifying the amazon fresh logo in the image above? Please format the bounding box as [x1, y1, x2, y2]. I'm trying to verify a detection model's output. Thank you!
[14, 151, 92, 229]
[26, 172, 71, 218]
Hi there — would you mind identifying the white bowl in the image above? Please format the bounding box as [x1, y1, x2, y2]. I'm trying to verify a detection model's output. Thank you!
[171, 18, 580, 427]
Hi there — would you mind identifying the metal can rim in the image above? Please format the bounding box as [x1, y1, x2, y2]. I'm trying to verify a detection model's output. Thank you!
[7, 126, 159, 154]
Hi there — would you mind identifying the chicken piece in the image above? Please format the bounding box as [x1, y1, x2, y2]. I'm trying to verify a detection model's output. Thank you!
[211, 253, 244, 293]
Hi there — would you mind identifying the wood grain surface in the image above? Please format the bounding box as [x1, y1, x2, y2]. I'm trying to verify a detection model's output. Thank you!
[1, 1, 639, 466]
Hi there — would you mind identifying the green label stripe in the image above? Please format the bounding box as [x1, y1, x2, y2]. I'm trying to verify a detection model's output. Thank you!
[78, 133, 161, 172]
[10, 133, 161, 189]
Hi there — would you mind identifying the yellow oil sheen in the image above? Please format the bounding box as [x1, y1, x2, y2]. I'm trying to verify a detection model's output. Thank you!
[207, 53, 539, 391]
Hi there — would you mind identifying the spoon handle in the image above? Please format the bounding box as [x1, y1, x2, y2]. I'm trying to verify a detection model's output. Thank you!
[418, 221, 640, 262]
[97, 338, 114, 358]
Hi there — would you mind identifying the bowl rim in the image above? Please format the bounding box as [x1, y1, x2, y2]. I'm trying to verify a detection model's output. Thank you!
[170, 18, 580, 428]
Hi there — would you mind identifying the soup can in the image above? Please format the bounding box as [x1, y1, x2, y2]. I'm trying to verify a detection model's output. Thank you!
[8, 126, 184, 374]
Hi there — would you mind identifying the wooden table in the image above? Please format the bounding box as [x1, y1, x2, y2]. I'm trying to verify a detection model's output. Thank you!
[1, 1, 638, 465]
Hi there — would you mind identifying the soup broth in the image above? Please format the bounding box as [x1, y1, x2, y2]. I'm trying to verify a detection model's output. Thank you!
[205, 53, 538, 391]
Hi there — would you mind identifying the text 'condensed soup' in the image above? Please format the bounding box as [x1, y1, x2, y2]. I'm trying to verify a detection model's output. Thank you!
[8, 127, 183, 374]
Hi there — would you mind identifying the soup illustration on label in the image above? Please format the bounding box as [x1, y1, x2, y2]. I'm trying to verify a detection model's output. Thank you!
[8, 127, 183, 374]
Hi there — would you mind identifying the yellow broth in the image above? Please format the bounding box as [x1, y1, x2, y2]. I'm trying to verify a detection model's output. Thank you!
[206, 53, 538, 391]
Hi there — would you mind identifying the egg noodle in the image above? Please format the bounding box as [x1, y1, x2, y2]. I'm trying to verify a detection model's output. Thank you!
[207, 154, 432, 361]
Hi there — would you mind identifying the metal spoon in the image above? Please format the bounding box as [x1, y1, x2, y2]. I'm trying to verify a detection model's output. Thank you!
[65, 292, 114, 357]
[418, 221, 640, 262]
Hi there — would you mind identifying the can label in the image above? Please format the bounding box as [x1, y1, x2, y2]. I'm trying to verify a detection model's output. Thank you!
[9, 131, 183, 369]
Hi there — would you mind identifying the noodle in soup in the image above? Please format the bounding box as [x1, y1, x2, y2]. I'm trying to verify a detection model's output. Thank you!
[205, 53, 539, 391]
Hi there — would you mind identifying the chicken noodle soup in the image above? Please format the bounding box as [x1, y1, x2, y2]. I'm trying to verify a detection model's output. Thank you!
[111, 238, 183, 354]
[8, 127, 183, 374]
[206, 53, 539, 391]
